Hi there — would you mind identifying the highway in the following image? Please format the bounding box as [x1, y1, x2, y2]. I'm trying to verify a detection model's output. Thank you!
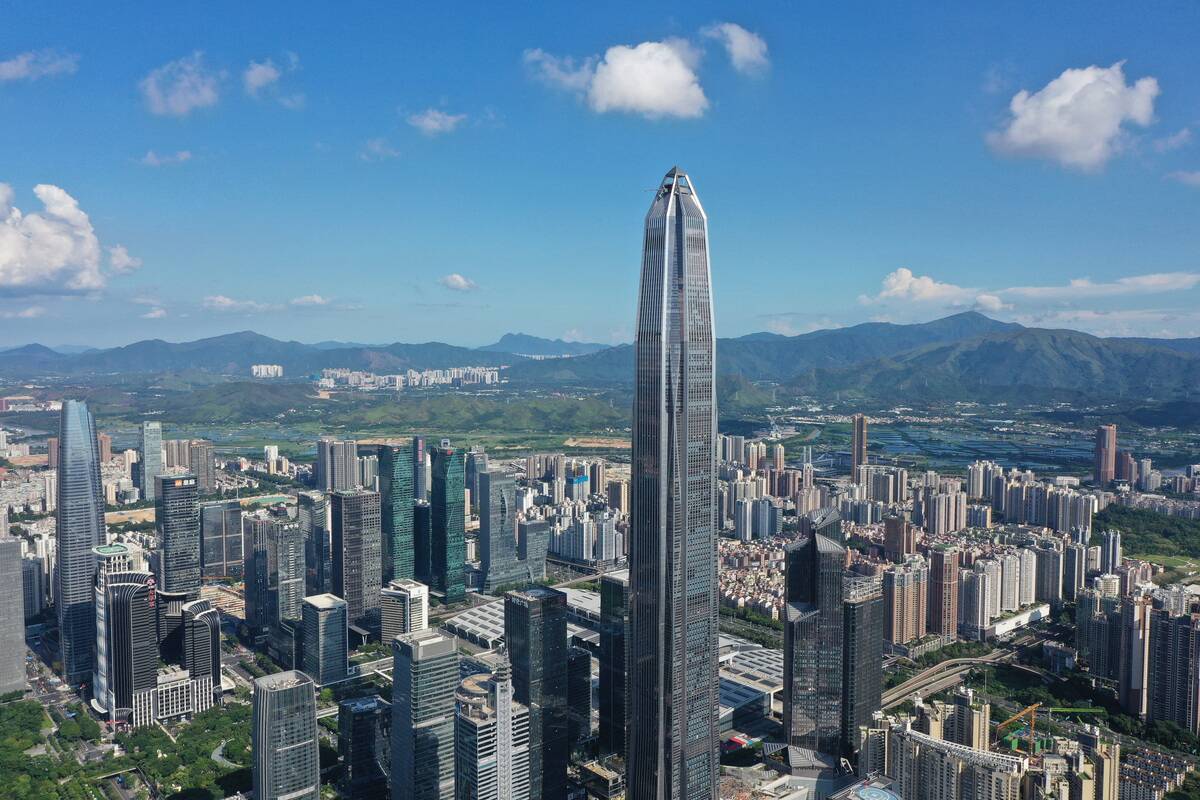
[881, 635, 1045, 709]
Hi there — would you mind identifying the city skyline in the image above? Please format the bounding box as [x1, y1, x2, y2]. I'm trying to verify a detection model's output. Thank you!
[3, 4, 1200, 346]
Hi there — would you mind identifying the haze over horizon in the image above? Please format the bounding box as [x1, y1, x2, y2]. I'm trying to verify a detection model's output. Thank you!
[2, 2, 1199, 347]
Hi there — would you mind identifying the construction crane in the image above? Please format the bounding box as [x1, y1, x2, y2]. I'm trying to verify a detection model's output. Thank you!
[993, 705, 1105, 756]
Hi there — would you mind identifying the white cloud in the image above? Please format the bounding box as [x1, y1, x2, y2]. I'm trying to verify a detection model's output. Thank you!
[1014, 308, 1200, 338]
[243, 59, 281, 96]
[140, 307, 166, 319]
[290, 294, 329, 306]
[0, 305, 46, 319]
[859, 268, 979, 306]
[359, 138, 399, 161]
[1167, 171, 1200, 188]
[986, 61, 1159, 171]
[0, 182, 108, 295]
[140, 150, 192, 167]
[525, 39, 708, 119]
[107, 245, 142, 274]
[0, 50, 78, 82]
[202, 295, 274, 312]
[139, 52, 221, 117]
[440, 273, 477, 292]
[702, 23, 768, 74]
[1155, 128, 1192, 152]
[1004, 272, 1200, 299]
[973, 294, 1009, 313]
[407, 108, 467, 136]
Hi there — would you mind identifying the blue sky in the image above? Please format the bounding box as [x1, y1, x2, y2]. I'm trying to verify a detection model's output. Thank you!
[2, 1, 1199, 347]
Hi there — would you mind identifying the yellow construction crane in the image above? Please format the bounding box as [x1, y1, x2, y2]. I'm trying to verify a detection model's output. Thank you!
[993, 703, 1041, 756]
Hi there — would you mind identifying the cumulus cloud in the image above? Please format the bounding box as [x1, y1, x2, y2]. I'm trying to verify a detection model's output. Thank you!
[140, 307, 166, 319]
[202, 295, 274, 312]
[859, 268, 982, 307]
[0, 49, 78, 81]
[407, 108, 467, 136]
[290, 294, 329, 306]
[439, 273, 477, 292]
[139, 52, 221, 117]
[702, 23, 768, 74]
[0, 182, 112, 295]
[987, 61, 1159, 171]
[107, 245, 142, 274]
[0, 305, 46, 319]
[243, 59, 281, 95]
[359, 137, 399, 161]
[140, 150, 192, 167]
[525, 39, 708, 119]
[1168, 171, 1200, 188]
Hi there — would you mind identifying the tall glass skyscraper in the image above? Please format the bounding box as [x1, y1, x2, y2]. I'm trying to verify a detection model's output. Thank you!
[627, 167, 719, 799]
[155, 474, 201, 600]
[139, 421, 163, 502]
[252, 670, 321, 800]
[56, 400, 106, 685]
[430, 442, 465, 604]
[377, 443, 416, 583]
[479, 469, 521, 592]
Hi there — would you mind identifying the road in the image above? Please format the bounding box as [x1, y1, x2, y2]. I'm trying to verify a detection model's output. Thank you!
[881, 636, 1045, 708]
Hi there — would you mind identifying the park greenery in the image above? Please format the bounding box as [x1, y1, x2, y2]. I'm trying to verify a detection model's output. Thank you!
[1093, 505, 1200, 561]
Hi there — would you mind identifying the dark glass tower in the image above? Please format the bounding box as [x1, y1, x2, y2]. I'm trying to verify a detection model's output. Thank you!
[628, 167, 719, 798]
[252, 671, 321, 800]
[56, 400, 106, 685]
[378, 444, 416, 583]
[155, 474, 201, 600]
[331, 489, 382, 627]
[392, 629, 458, 800]
[339, 695, 390, 800]
[430, 442, 465, 604]
[479, 469, 521, 592]
[840, 574, 883, 754]
[297, 490, 328, 596]
[783, 533, 845, 755]
[505, 587, 568, 800]
[598, 569, 630, 757]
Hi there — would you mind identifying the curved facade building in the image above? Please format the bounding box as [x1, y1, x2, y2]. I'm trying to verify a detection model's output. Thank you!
[56, 400, 106, 686]
[627, 167, 719, 799]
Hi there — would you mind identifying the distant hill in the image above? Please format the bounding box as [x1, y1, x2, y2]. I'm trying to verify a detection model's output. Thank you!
[477, 333, 611, 357]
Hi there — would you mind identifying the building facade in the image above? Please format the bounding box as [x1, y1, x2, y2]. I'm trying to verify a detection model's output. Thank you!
[252, 670, 321, 800]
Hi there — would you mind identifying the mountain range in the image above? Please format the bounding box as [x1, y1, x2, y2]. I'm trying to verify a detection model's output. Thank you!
[2, 313, 1198, 402]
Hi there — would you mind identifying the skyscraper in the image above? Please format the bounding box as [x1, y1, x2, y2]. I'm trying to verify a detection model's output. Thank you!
[392, 629, 459, 800]
[317, 437, 360, 492]
[479, 469, 521, 592]
[1100, 529, 1122, 575]
[928, 546, 960, 636]
[628, 166, 719, 798]
[598, 570, 630, 758]
[1094, 424, 1117, 487]
[783, 533, 845, 755]
[297, 490, 328, 596]
[301, 593, 348, 685]
[56, 400, 106, 685]
[378, 443, 416, 583]
[340, 695, 391, 800]
[0, 538, 27, 695]
[454, 665, 532, 800]
[252, 670, 321, 800]
[331, 488, 383, 627]
[851, 413, 868, 476]
[93, 568, 157, 724]
[841, 573, 883, 754]
[155, 474, 201, 600]
[140, 421, 163, 502]
[430, 442, 466, 604]
[188, 439, 216, 494]
[506, 587, 568, 800]
[200, 500, 243, 578]
[381, 578, 429, 643]
[181, 599, 222, 705]
[243, 516, 305, 636]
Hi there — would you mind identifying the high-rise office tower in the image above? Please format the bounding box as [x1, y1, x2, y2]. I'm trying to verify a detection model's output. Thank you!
[252, 670, 321, 800]
[414, 501, 432, 583]
[140, 421, 163, 502]
[430, 442, 466, 604]
[392, 629, 459, 800]
[340, 695, 391, 800]
[1100, 530, 1122, 575]
[155, 474, 201, 600]
[516, 518, 549, 583]
[465, 446, 488, 514]
[628, 166, 719, 799]
[566, 646, 592, 745]
[412, 436, 428, 501]
[506, 587, 568, 800]
[381, 578, 429, 643]
[181, 599, 222, 705]
[841, 574, 883, 754]
[297, 490, 329, 596]
[783, 533, 845, 754]
[851, 413, 868, 476]
[0, 538, 27, 695]
[927, 546, 960, 636]
[93, 568, 157, 724]
[301, 593, 348, 685]
[378, 444, 416, 583]
[188, 439, 216, 494]
[1094, 424, 1117, 487]
[455, 664, 532, 800]
[244, 516, 305, 635]
[332, 488, 383, 627]
[479, 469, 521, 592]
[56, 400, 106, 685]
[200, 500, 243, 578]
[598, 570, 630, 758]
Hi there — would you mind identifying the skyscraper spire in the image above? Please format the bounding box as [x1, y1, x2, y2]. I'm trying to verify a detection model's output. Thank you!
[628, 167, 719, 798]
